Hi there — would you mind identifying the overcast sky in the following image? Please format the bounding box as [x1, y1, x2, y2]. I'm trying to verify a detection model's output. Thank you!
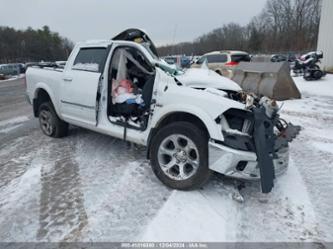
[0, 0, 267, 46]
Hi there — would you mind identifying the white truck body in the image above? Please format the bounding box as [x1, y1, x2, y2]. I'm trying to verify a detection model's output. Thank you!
[26, 29, 299, 193]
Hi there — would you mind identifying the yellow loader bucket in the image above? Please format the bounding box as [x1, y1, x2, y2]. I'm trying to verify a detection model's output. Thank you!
[231, 62, 301, 101]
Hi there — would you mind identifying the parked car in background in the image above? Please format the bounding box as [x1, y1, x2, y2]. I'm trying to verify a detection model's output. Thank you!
[271, 54, 297, 63]
[163, 56, 178, 66]
[163, 55, 191, 69]
[271, 54, 287, 62]
[0, 63, 21, 76]
[191, 50, 251, 78]
[180, 56, 191, 68]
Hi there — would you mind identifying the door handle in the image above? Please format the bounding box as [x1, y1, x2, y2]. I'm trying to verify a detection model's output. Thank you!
[63, 77, 72, 82]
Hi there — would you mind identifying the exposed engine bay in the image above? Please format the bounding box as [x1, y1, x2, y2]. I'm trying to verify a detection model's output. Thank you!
[218, 91, 301, 193]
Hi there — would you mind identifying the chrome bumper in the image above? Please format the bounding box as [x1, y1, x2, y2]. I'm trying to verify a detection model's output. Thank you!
[208, 140, 289, 180]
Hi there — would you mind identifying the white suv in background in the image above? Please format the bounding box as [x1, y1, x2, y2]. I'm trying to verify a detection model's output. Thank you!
[192, 50, 251, 78]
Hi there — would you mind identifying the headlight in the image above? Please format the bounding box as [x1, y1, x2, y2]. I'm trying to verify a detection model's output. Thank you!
[259, 96, 279, 118]
[245, 94, 255, 109]
[221, 108, 254, 135]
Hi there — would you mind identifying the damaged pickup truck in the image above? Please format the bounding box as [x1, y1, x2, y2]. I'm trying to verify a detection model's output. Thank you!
[26, 29, 300, 193]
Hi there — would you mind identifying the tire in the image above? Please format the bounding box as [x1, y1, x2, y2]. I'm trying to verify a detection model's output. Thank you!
[313, 70, 323, 80]
[150, 122, 211, 190]
[38, 102, 68, 138]
[310, 64, 320, 70]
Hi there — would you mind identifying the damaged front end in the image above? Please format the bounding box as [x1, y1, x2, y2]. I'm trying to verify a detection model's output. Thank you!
[209, 93, 301, 193]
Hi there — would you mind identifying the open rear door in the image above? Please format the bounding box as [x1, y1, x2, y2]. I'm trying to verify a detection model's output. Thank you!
[112, 28, 159, 58]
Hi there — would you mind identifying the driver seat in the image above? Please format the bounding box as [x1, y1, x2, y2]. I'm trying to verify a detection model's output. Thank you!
[111, 75, 155, 117]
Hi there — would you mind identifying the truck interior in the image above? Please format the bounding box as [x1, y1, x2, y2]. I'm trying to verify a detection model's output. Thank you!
[107, 46, 156, 133]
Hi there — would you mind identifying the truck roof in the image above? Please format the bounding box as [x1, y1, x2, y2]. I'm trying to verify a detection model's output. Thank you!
[205, 50, 248, 55]
[76, 40, 112, 48]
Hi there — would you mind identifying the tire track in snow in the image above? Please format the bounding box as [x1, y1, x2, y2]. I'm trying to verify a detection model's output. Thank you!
[233, 161, 321, 242]
[291, 137, 333, 241]
[37, 134, 88, 241]
[73, 129, 171, 241]
[281, 93, 333, 241]
[0, 129, 48, 241]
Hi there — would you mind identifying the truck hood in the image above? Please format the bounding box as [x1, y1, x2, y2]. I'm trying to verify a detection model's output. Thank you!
[176, 68, 242, 92]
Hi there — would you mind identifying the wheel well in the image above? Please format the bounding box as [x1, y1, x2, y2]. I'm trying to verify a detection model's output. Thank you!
[33, 89, 51, 117]
[146, 112, 210, 159]
[215, 70, 222, 75]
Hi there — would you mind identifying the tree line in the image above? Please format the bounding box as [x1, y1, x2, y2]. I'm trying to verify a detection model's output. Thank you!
[0, 25, 73, 64]
[158, 0, 322, 56]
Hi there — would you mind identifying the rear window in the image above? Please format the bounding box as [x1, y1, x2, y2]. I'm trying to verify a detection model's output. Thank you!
[231, 54, 251, 63]
[73, 47, 107, 72]
[207, 54, 228, 63]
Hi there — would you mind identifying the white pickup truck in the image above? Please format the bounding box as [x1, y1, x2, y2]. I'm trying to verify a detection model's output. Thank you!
[26, 29, 300, 193]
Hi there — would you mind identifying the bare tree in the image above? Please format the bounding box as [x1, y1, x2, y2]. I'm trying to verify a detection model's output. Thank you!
[157, 0, 322, 56]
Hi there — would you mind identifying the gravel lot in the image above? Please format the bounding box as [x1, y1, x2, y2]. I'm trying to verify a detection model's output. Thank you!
[0, 76, 332, 242]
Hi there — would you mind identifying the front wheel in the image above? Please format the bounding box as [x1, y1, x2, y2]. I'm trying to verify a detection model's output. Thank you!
[150, 122, 211, 190]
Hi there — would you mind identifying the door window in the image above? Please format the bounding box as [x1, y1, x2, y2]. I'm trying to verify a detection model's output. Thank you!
[231, 54, 251, 63]
[207, 54, 228, 63]
[72, 48, 107, 73]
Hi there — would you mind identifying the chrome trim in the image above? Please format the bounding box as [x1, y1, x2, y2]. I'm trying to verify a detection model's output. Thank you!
[60, 100, 95, 110]
[208, 140, 289, 180]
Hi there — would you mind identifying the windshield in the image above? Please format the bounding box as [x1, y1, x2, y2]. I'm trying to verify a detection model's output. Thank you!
[231, 54, 251, 63]
[155, 61, 184, 76]
[141, 42, 159, 60]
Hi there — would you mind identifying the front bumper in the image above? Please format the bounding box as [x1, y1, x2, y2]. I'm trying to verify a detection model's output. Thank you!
[208, 140, 289, 181]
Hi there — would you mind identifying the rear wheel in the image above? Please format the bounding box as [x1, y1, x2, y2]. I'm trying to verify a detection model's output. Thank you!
[38, 102, 68, 138]
[150, 122, 211, 190]
[313, 70, 323, 80]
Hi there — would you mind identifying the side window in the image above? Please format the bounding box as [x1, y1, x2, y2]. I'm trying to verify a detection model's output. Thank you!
[72, 47, 107, 73]
[110, 46, 154, 82]
[196, 56, 206, 65]
[207, 54, 228, 63]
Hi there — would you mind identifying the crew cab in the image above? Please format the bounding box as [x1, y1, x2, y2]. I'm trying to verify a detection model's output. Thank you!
[26, 29, 300, 193]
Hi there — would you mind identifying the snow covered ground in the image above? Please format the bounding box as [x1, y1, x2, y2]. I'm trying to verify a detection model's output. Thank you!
[142, 75, 333, 242]
[0, 74, 25, 83]
[0, 75, 332, 243]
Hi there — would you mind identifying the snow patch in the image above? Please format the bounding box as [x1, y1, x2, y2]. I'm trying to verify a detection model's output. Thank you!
[0, 116, 29, 127]
[141, 190, 231, 242]
[72, 63, 99, 72]
[293, 74, 333, 97]
[312, 142, 333, 154]
[141, 161, 318, 242]
[0, 74, 25, 83]
[0, 124, 22, 133]
[0, 160, 41, 241]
